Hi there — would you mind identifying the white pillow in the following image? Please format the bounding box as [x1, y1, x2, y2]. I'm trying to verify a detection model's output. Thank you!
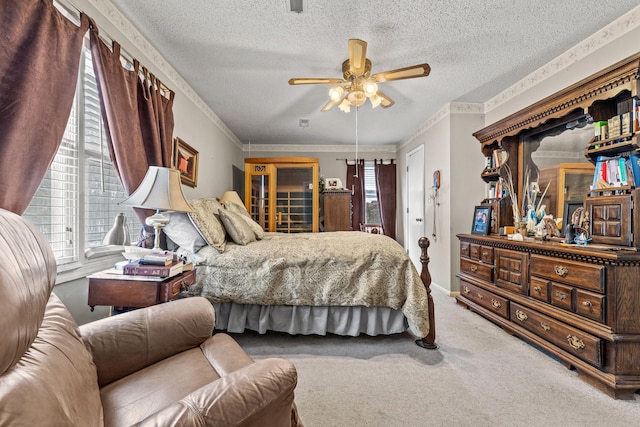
[163, 212, 207, 254]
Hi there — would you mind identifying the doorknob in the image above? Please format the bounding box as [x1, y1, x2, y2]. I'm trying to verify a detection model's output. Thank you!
[416, 218, 423, 222]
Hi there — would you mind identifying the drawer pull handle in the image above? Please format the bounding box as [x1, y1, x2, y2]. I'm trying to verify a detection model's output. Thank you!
[463, 286, 470, 294]
[533, 286, 541, 293]
[515, 310, 528, 322]
[491, 299, 502, 309]
[582, 301, 592, 307]
[540, 322, 550, 331]
[477, 293, 484, 300]
[567, 335, 585, 351]
[555, 291, 567, 301]
[554, 266, 569, 277]
[470, 265, 478, 272]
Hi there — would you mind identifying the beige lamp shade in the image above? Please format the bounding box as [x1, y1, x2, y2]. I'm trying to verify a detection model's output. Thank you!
[220, 191, 244, 207]
[120, 166, 192, 251]
[121, 167, 192, 213]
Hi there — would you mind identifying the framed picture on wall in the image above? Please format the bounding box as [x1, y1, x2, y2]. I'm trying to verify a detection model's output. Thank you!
[173, 137, 199, 187]
[471, 205, 491, 235]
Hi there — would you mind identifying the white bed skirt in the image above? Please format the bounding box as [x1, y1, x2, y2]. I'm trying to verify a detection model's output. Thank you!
[213, 303, 410, 337]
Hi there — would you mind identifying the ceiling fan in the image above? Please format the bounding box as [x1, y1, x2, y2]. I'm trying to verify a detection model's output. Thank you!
[288, 39, 431, 112]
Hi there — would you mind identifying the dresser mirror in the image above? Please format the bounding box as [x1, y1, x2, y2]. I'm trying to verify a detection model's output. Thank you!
[520, 114, 595, 220]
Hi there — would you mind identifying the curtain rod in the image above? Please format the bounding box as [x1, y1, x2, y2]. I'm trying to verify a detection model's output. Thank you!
[54, 0, 173, 96]
[336, 158, 395, 163]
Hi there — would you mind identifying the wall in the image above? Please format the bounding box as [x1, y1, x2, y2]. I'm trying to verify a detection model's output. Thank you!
[245, 146, 396, 184]
[397, 104, 484, 293]
[55, 0, 243, 323]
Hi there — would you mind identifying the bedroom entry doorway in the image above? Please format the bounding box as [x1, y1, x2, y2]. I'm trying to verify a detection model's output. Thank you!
[406, 145, 425, 271]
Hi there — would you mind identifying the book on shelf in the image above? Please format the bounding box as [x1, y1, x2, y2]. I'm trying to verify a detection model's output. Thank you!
[592, 155, 638, 190]
[123, 260, 183, 278]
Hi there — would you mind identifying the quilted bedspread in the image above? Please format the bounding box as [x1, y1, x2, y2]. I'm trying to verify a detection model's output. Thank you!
[193, 231, 430, 337]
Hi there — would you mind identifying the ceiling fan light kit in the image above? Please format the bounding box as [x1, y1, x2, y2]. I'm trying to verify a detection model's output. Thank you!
[289, 39, 430, 112]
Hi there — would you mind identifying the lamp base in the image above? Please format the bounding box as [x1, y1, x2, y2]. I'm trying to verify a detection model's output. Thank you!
[145, 210, 170, 251]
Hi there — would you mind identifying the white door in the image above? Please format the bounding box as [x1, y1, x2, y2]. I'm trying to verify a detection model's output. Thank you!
[406, 145, 425, 271]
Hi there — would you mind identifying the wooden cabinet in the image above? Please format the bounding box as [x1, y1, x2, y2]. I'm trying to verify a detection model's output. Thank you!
[322, 190, 352, 231]
[457, 235, 640, 399]
[458, 53, 640, 399]
[244, 157, 319, 232]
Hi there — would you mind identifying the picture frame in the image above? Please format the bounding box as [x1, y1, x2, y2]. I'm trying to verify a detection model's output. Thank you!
[563, 201, 584, 230]
[173, 137, 198, 187]
[471, 205, 491, 235]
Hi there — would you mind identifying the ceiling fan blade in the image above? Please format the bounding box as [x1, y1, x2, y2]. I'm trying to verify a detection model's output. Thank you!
[372, 63, 431, 83]
[288, 78, 344, 85]
[348, 39, 367, 75]
[376, 90, 395, 108]
[321, 99, 337, 112]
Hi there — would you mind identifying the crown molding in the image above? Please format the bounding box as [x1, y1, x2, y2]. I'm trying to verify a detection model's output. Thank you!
[485, 5, 640, 114]
[243, 144, 397, 153]
[87, 0, 243, 150]
[397, 102, 484, 151]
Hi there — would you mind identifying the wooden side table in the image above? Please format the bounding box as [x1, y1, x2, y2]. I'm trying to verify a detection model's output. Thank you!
[88, 268, 197, 312]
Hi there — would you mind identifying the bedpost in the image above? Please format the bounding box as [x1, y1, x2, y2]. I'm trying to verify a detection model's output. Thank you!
[416, 237, 437, 349]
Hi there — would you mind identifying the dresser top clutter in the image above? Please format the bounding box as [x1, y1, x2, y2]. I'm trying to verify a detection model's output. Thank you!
[456, 52, 640, 399]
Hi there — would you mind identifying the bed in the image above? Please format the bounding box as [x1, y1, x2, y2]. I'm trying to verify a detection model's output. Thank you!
[164, 197, 436, 349]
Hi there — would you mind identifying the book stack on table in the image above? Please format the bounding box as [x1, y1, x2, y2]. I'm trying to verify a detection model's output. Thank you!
[93, 252, 192, 282]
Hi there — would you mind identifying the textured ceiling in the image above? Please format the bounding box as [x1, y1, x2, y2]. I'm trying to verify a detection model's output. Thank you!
[109, 0, 640, 146]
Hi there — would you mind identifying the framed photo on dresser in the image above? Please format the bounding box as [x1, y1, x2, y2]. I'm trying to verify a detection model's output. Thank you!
[471, 205, 491, 235]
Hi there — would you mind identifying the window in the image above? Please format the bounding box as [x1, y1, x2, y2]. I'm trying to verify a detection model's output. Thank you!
[363, 161, 381, 224]
[23, 45, 140, 271]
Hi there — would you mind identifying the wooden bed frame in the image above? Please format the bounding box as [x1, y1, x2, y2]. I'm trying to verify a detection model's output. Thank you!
[416, 237, 437, 349]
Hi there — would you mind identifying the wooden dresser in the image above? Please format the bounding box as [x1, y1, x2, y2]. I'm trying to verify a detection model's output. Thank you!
[458, 52, 640, 398]
[457, 235, 640, 398]
[322, 190, 352, 231]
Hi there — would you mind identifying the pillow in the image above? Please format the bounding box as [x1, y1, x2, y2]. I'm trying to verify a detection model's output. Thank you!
[221, 199, 251, 217]
[221, 202, 264, 240]
[218, 209, 257, 245]
[163, 212, 208, 254]
[187, 198, 226, 253]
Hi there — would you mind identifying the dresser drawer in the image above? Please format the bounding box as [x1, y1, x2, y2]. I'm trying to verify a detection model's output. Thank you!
[460, 241, 470, 258]
[460, 281, 509, 319]
[460, 258, 493, 282]
[159, 269, 196, 302]
[550, 282, 573, 311]
[510, 303, 603, 367]
[530, 255, 604, 292]
[480, 246, 494, 264]
[575, 289, 605, 323]
[530, 276, 550, 302]
[470, 243, 481, 260]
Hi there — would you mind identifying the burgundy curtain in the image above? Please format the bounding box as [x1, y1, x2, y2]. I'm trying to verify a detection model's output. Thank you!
[89, 23, 175, 230]
[375, 160, 397, 239]
[0, 0, 89, 214]
[345, 160, 365, 231]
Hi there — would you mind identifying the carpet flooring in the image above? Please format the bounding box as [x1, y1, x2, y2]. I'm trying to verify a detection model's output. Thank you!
[230, 288, 640, 426]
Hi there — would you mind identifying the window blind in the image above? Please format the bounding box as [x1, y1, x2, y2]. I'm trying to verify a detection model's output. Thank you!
[23, 45, 140, 266]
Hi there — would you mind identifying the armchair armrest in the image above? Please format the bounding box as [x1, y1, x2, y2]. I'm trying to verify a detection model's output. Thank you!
[137, 358, 301, 427]
[80, 297, 215, 387]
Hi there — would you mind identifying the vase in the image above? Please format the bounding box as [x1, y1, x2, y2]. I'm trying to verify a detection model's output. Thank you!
[102, 213, 131, 246]
[519, 222, 528, 236]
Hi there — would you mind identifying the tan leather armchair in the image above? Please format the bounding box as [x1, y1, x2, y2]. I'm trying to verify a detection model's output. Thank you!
[0, 208, 303, 426]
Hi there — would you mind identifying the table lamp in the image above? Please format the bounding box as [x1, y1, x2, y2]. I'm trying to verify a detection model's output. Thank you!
[120, 166, 192, 251]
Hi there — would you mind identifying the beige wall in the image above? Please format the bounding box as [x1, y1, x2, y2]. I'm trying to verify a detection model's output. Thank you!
[397, 106, 484, 293]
